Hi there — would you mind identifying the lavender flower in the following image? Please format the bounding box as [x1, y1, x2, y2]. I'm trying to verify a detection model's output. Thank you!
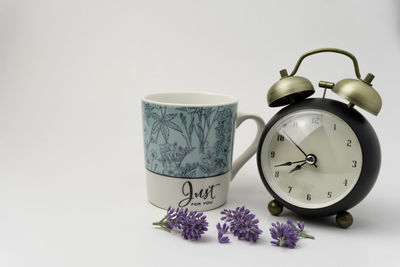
[270, 220, 315, 248]
[216, 223, 230, 244]
[287, 219, 315, 239]
[269, 221, 299, 248]
[152, 207, 208, 241]
[220, 206, 262, 242]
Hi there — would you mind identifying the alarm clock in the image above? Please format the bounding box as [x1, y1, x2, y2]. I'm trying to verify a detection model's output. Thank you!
[257, 48, 382, 228]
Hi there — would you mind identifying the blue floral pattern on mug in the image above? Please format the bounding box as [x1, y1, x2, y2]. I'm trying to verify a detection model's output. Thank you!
[142, 102, 237, 178]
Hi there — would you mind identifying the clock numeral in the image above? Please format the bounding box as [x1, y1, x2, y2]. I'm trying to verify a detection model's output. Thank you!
[292, 121, 298, 128]
[352, 160, 357, 168]
[306, 194, 312, 201]
[344, 179, 348, 186]
[288, 186, 292, 193]
[277, 134, 285, 142]
[347, 139, 352, 147]
[312, 117, 320, 125]
[270, 151, 275, 158]
[334, 123, 337, 131]
[327, 191, 332, 198]
[274, 171, 280, 178]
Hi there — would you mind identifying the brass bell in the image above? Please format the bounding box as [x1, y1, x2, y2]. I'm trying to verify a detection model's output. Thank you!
[267, 69, 315, 107]
[332, 73, 382, 115]
[267, 48, 382, 115]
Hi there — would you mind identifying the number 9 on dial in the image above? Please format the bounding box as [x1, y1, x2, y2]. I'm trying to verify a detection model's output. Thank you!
[257, 48, 382, 228]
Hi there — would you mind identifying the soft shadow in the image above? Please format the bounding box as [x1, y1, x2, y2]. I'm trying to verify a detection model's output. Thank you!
[279, 210, 338, 229]
[270, 195, 400, 235]
[156, 227, 214, 243]
[396, 0, 400, 41]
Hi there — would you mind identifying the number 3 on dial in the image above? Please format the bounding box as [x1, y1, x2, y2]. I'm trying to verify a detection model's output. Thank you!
[260, 110, 362, 209]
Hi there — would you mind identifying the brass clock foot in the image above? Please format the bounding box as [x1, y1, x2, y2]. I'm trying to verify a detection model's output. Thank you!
[268, 200, 283, 216]
[336, 211, 353, 228]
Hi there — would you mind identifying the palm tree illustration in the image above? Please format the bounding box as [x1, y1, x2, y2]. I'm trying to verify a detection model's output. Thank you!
[151, 106, 183, 144]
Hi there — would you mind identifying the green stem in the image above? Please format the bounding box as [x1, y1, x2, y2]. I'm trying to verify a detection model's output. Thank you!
[160, 215, 168, 223]
[152, 221, 171, 232]
[299, 231, 315, 240]
[152, 215, 171, 232]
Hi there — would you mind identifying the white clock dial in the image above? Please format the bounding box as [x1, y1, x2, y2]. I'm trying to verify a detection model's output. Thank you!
[260, 109, 362, 209]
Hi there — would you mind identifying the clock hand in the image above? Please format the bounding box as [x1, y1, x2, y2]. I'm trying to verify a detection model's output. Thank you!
[274, 160, 306, 167]
[289, 162, 306, 173]
[305, 154, 318, 168]
[282, 131, 317, 168]
[282, 131, 307, 157]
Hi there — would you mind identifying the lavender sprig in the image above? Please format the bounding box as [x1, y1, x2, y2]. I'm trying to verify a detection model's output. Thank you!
[216, 223, 230, 244]
[220, 206, 262, 242]
[152, 207, 208, 241]
[269, 221, 299, 248]
[269, 220, 315, 248]
[287, 219, 315, 239]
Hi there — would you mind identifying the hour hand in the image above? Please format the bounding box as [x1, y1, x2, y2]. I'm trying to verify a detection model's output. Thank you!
[274, 160, 306, 167]
[289, 162, 306, 173]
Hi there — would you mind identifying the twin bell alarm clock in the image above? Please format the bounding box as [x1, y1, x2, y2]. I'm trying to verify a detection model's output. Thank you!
[257, 48, 382, 228]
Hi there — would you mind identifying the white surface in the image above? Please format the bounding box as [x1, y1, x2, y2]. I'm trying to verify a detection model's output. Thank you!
[0, 0, 399, 266]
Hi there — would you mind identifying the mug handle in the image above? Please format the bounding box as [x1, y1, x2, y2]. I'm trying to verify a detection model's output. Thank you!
[231, 112, 265, 180]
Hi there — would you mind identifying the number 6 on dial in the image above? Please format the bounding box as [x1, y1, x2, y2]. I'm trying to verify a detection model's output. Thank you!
[258, 48, 382, 228]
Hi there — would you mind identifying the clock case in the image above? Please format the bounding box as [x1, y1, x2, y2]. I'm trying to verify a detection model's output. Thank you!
[257, 97, 381, 217]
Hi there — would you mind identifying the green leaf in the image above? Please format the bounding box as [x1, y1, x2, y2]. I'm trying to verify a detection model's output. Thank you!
[151, 121, 162, 136]
[161, 125, 169, 142]
[165, 113, 177, 121]
[196, 124, 203, 140]
[150, 113, 161, 121]
[166, 121, 183, 133]
[189, 118, 194, 135]
[179, 113, 186, 126]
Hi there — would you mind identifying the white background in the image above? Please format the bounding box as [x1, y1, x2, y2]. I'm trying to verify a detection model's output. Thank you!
[1, 0, 399, 266]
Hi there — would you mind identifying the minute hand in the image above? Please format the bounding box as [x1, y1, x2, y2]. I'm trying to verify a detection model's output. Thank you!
[282, 131, 317, 168]
[282, 131, 307, 157]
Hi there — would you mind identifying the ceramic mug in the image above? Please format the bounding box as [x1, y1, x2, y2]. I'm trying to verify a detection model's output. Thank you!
[142, 92, 264, 211]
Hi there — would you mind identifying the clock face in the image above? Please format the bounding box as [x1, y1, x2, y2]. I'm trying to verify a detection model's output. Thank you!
[260, 109, 363, 209]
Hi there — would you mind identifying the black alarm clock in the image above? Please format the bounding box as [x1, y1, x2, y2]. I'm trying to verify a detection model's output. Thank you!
[257, 48, 382, 228]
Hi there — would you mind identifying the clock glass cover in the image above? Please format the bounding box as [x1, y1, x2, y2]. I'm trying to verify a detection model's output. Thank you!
[260, 109, 363, 209]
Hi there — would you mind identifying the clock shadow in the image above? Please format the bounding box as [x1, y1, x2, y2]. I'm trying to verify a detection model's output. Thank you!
[278, 196, 399, 235]
[280, 210, 338, 229]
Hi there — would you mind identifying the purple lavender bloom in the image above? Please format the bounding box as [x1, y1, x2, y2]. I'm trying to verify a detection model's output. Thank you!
[287, 219, 314, 239]
[216, 223, 230, 244]
[287, 219, 304, 232]
[180, 210, 208, 240]
[269, 221, 299, 248]
[297, 221, 305, 232]
[220, 206, 262, 242]
[165, 206, 188, 230]
[153, 207, 209, 241]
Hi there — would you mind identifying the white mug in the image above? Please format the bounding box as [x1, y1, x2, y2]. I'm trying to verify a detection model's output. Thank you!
[142, 92, 264, 211]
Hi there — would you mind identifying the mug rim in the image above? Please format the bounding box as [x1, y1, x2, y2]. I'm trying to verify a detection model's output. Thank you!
[141, 91, 238, 107]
